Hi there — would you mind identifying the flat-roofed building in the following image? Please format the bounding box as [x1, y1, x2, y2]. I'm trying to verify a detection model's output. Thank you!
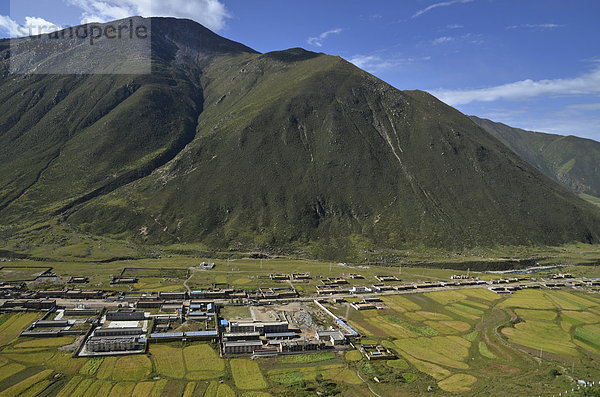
[136, 299, 164, 309]
[94, 327, 144, 337]
[34, 320, 70, 328]
[159, 291, 187, 300]
[223, 340, 263, 354]
[223, 332, 261, 341]
[86, 336, 145, 352]
[228, 321, 289, 335]
[106, 309, 145, 321]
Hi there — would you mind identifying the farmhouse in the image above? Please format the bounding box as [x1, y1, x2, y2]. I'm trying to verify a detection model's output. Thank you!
[349, 286, 372, 294]
[136, 299, 164, 309]
[68, 276, 89, 283]
[199, 262, 215, 269]
[159, 291, 187, 300]
[317, 330, 347, 345]
[111, 276, 138, 284]
[292, 273, 311, 280]
[1, 299, 56, 311]
[351, 302, 376, 311]
[375, 275, 399, 282]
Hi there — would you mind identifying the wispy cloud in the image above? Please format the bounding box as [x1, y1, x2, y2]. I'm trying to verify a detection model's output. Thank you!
[506, 23, 563, 30]
[66, 0, 231, 31]
[432, 36, 453, 45]
[348, 54, 430, 72]
[564, 103, 600, 112]
[447, 24, 463, 29]
[0, 15, 61, 37]
[412, 0, 474, 19]
[432, 65, 600, 106]
[307, 28, 342, 47]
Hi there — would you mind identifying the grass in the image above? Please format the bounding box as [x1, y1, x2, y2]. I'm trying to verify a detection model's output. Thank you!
[184, 344, 225, 379]
[502, 320, 579, 356]
[0, 363, 26, 383]
[132, 382, 156, 397]
[13, 337, 75, 349]
[0, 369, 52, 397]
[0, 313, 40, 346]
[561, 310, 600, 326]
[108, 382, 136, 397]
[111, 355, 152, 381]
[426, 290, 467, 305]
[79, 358, 103, 376]
[394, 336, 470, 370]
[400, 355, 450, 380]
[437, 374, 478, 392]
[151, 345, 186, 379]
[183, 382, 195, 397]
[478, 342, 497, 359]
[217, 384, 236, 397]
[386, 359, 409, 370]
[573, 325, 600, 354]
[279, 352, 336, 364]
[497, 290, 557, 310]
[231, 359, 267, 390]
[514, 309, 557, 321]
[381, 295, 421, 312]
[345, 350, 363, 362]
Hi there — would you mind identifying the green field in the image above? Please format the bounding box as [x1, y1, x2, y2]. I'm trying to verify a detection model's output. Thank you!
[231, 359, 268, 390]
[342, 287, 600, 395]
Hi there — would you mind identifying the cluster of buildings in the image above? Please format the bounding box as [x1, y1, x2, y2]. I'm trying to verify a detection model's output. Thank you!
[81, 309, 148, 355]
[220, 319, 349, 355]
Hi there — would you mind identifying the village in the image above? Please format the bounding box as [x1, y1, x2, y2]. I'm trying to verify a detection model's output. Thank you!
[2, 261, 599, 360]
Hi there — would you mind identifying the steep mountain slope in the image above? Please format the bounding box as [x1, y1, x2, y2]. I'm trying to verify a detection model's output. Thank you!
[1, 17, 600, 257]
[470, 116, 600, 200]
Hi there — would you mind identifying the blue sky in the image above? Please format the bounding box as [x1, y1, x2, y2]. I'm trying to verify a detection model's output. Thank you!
[1, 0, 599, 140]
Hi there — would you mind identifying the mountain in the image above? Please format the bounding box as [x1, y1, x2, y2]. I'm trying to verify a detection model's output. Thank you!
[470, 116, 600, 202]
[1, 17, 600, 258]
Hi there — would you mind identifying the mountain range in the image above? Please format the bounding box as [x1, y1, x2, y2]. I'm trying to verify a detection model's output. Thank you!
[470, 116, 600, 204]
[1, 17, 599, 259]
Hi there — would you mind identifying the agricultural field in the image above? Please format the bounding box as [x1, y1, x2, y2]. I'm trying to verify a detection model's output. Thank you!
[340, 287, 600, 396]
[0, 317, 238, 397]
[0, 266, 51, 282]
[3, 252, 600, 395]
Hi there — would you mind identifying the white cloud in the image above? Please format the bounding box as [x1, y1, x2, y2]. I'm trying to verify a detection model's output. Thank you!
[412, 0, 474, 19]
[447, 24, 463, 29]
[0, 15, 61, 37]
[506, 23, 563, 30]
[432, 36, 453, 45]
[432, 65, 600, 106]
[66, 0, 230, 31]
[307, 28, 342, 47]
[348, 54, 430, 72]
[0, 15, 20, 37]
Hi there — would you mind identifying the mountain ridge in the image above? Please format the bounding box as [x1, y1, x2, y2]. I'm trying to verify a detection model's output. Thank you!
[470, 116, 600, 201]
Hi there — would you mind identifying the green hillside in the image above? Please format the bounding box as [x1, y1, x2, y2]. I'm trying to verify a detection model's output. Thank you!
[1, 17, 600, 260]
[469, 116, 600, 203]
